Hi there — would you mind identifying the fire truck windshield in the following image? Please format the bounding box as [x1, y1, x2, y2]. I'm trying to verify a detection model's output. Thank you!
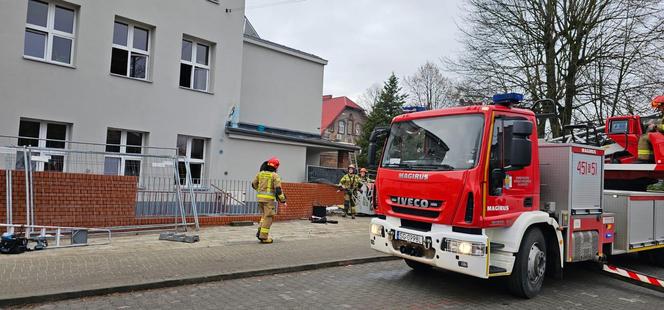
[381, 114, 484, 171]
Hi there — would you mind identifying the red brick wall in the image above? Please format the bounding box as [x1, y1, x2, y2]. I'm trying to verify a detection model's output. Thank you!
[0, 171, 344, 228]
[276, 182, 344, 220]
[0, 170, 137, 228]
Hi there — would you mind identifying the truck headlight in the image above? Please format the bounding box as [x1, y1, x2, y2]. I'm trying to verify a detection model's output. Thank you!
[442, 238, 486, 256]
[371, 224, 384, 237]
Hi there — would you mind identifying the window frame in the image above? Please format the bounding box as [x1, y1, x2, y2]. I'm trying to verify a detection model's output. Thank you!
[111, 20, 151, 80]
[17, 119, 69, 172]
[24, 0, 77, 66]
[355, 123, 361, 136]
[338, 120, 346, 135]
[179, 38, 211, 92]
[488, 115, 527, 196]
[104, 129, 144, 178]
[177, 135, 207, 187]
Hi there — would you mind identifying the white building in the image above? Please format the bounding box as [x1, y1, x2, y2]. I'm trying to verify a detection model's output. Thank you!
[0, 0, 355, 183]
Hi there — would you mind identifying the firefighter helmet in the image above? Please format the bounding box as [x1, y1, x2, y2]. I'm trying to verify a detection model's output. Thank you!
[267, 157, 280, 169]
[360, 168, 368, 173]
[653, 95, 664, 110]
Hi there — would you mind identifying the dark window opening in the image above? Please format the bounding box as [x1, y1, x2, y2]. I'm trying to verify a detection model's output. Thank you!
[110, 48, 128, 75]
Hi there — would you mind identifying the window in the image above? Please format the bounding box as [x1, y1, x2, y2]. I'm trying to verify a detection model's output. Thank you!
[17, 119, 69, 172]
[180, 38, 211, 91]
[24, 0, 76, 65]
[488, 117, 526, 195]
[111, 20, 150, 80]
[381, 115, 484, 171]
[355, 123, 361, 136]
[103, 129, 144, 177]
[348, 121, 353, 136]
[338, 120, 346, 135]
[609, 120, 628, 134]
[177, 135, 207, 185]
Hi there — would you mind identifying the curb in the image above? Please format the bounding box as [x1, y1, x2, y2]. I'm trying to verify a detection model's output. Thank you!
[0, 255, 400, 307]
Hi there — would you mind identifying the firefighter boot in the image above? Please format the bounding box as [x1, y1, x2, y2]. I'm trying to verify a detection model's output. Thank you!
[260, 238, 273, 244]
[256, 218, 263, 240]
[343, 201, 350, 218]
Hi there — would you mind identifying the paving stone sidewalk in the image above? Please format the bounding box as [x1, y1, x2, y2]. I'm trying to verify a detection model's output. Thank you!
[0, 216, 381, 303]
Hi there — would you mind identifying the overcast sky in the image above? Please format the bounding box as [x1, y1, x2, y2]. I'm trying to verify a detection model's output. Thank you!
[245, 0, 464, 102]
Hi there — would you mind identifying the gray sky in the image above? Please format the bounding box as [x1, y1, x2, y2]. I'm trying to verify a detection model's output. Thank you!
[245, 0, 464, 101]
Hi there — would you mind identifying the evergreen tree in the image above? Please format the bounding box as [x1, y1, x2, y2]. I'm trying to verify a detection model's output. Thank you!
[357, 73, 407, 167]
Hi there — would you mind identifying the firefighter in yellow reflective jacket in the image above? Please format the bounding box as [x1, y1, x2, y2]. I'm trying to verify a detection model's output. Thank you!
[339, 164, 362, 219]
[638, 123, 656, 163]
[251, 157, 286, 244]
[651, 95, 664, 132]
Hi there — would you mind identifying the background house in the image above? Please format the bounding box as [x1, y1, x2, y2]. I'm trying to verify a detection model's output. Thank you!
[0, 0, 353, 183]
[319, 95, 367, 167]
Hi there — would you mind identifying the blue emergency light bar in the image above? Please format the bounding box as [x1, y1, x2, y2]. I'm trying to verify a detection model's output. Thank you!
[402, 106, 427, 113]
[492, 93, 524, 106]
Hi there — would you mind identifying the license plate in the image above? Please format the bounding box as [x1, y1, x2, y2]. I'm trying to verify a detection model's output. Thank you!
[395, 231, 424, 245]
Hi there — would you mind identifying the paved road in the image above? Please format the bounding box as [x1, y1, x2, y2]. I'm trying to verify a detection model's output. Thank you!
[22, 259, 664, 310]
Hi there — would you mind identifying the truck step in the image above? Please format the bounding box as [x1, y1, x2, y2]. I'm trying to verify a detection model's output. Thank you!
[489, 265, 507, 274]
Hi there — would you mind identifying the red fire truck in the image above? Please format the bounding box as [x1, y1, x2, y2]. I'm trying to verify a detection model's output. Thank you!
[367, 93, 664, 298]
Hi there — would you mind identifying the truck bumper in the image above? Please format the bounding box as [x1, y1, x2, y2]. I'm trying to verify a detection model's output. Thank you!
[370, 216, 490, 279]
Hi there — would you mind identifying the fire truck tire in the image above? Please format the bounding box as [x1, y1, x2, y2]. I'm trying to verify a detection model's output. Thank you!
[508, 228, 546, 298]
[404, 259, 432, 272]
[646, 249, 664, 267]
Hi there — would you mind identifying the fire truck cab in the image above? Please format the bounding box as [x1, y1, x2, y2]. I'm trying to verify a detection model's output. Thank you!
[368, 93, 664, 298]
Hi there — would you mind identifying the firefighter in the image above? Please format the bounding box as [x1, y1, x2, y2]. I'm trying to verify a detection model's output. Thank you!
[637, 123, 657, 163]
[652, 95, 664, 132]
[359, 168, 372, 183]
[251, 157, 286, 244]
[339, 164, 362, 219]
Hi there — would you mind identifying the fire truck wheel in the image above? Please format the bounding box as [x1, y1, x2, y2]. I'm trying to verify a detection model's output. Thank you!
[508, 228, 546, 299]
[649, 249, 664, 267]
[404, 259, 432, 272]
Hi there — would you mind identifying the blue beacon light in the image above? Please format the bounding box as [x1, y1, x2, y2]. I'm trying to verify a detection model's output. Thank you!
[492, 93, 524, 107]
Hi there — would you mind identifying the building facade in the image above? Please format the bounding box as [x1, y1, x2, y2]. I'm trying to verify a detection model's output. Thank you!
[0, 0, 352, 183]
[319, 95, 367, 167]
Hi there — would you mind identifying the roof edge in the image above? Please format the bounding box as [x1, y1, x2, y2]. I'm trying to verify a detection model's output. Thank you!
[243, 34, 328, 65]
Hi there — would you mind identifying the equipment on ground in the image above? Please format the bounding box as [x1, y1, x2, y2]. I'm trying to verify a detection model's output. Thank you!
[309, 216, 338, 224]
[159, 232, 200, 243]
[366, 93, 664, 298]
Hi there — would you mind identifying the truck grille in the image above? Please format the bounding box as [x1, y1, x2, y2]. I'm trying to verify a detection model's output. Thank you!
[392, 206, 440, 219]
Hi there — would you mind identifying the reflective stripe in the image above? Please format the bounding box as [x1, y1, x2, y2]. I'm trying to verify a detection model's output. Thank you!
[638, 150, 654, 155]
[260, 227, 270, 233]
[257, 193, 275, 199]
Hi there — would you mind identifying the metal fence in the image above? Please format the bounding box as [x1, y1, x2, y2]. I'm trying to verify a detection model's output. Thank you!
[0, 135, 274, 235]
[307, 165, 346, 184]
[0, 135, 197, 232]
[135, 178, 262, 217]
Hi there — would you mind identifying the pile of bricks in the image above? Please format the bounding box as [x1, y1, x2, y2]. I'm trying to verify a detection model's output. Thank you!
[0, 170, 344, 228]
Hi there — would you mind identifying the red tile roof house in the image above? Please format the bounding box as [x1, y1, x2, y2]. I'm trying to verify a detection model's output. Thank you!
[320, 95, 368, 168]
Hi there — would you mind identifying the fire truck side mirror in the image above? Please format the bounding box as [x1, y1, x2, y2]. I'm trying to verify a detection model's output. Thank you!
[508, 121, 533, 170]
[513, 121, 533, 136]
[368, 143, 377, 167]
[367, 127, 390, 168]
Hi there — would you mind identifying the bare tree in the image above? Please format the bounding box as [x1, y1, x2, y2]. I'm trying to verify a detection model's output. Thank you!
[356, 83, 382, 112]
[447, 0, 664, 137]
[404, 62, 455, 110]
